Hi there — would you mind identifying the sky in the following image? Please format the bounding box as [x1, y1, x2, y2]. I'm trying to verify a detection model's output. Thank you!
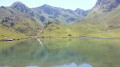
[0, 0, 97, 10]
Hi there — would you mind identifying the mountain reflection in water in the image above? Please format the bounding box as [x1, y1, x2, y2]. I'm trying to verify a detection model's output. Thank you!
[0, 38, 120, 67]
[55, 63, 92, 67]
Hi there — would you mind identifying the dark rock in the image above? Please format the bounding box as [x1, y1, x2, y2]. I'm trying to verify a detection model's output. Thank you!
[41, 36, 45, 38]
[68, 34, 72, 36]
[40, 16, 46, 22]
[68, 39, 71, 41]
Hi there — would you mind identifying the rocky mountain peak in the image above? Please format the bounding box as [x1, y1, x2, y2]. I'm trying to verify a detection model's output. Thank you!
[75, 8, 83, 11]
[42, 4, 51, 7]
[74, 8, 84, 14]
[11, 1, 31, 13]
[11, 1, 26, 7]
[94, 0, 120, 11]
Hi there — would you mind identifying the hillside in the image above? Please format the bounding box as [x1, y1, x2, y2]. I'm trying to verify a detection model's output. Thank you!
[94, 0, 120, 12]
[0, 1, 91, 40]
[75, 0, 120, 37]
[78, 0, 120, 27]
[11, 2, 48, 25]
[40, 21, 120, 38]
[1, 0, 120, 39]
[0, 7, 14, 21]
[0, 24, 26, 40]
[1, 12, 42, 35]
[0, 2, 44, 40]
[33, 4, 89, 24]
[40, 0, 120, 38]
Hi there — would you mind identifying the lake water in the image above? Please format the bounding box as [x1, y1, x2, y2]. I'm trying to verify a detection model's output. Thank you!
[0, 38, 120, 67]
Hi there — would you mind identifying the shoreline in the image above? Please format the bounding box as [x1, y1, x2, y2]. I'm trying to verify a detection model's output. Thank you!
[0, 37, 32, 42]
[38, 36, 120, 39]
[1, 36, 120, 42]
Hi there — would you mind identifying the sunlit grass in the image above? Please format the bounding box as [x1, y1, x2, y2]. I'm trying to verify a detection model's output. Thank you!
[0, 24, 26, 40]
[39, 22, 120, 38]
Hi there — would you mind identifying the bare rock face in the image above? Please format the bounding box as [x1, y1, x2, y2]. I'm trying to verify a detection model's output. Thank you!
[94, 0, 120, 11]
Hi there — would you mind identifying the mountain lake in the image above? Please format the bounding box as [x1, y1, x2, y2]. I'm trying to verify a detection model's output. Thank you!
[0, 38, 120, 67]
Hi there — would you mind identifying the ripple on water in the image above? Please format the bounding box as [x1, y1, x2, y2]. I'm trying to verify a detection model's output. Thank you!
[0, 66, 9, 67]
[26, 66, 39, 67]
[54, 62, 92, 67]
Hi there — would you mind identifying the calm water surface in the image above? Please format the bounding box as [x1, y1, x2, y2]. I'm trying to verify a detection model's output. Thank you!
[0, 38, 120, 67]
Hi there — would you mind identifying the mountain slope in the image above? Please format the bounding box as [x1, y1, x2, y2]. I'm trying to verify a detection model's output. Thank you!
[72, 0, 120, 37]
[0, 2, 43, 37]
[11, 1, 31, 14]
[94, 0, 120, 12]
[79, 0, 120, 27]
[0, 24, 26, 40]
[0, 7, 14, 21]
[40, 0, 120, 38]
[33, 4, 90, 24]
[11, 1, 47, 24]
[1, 12, 42, 35]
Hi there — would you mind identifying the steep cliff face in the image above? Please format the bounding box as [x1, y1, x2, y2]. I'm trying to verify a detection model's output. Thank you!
[94, 0, 120, 11]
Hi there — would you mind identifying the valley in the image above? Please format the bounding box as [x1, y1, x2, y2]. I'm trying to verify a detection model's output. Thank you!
[0, 0, 120, 67]
[0, 0, 120, 40]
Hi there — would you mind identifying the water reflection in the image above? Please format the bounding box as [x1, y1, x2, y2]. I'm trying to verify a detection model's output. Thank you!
[26, 66, 38, 67]
[0, 39, 120, 67]
[0, 66, 9, 67]
[55, 63, 92, 67]
[79, 63, 92, 67]
[37, 39, 43, 47]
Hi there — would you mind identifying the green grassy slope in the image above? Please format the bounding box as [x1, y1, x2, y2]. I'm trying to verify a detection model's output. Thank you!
[1, 12, 42, 35]
[39, 22, 71, 38]
[39, 20, 120, 38]
[1, 1, 120, 39]
[79, 5, 120, 26]
[0, 2, 44, 36]
[0, 24, 26, 40]
[38, 0, 120, 38]
[0, 3, 43, 40]
[39, 0, 120, 38]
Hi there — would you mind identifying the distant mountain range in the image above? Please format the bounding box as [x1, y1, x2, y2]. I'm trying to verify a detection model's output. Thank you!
[6, 1, 90, 24]
[1, 0, 120, 39]
[32, 4, 89, 24]
[0, 1, 89, 36]
[40, 0, 120, 38]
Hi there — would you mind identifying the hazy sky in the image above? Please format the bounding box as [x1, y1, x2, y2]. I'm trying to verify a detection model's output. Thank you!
[0, 0, 97, 10]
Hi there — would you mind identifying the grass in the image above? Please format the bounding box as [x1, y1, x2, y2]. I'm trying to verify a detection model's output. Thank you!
[1, 2, 120, 39]
[1, 12, 42, 36]
[0, 24, 26, 40]
[13, 17, 41, 35]
[39, 21, 120, 38]
[39, 5, 120, 38]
